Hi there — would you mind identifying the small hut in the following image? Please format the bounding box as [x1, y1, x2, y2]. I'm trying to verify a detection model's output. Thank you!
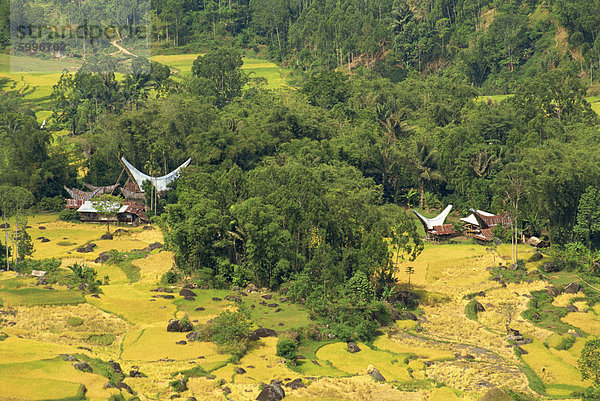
[461, 209, 512, 243]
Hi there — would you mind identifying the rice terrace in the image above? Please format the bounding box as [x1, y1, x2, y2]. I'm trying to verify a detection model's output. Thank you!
[4, 0, 600, 400]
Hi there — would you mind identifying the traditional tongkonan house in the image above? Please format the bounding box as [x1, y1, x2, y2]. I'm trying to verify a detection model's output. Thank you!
[463, 209, 512, 242]
[413, 205, 456, 241]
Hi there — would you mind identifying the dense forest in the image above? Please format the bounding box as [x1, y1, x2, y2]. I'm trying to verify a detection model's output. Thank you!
[2, 0, 600, 341]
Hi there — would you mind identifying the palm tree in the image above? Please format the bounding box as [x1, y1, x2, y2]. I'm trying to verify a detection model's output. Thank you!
[413, 142, 443, 208]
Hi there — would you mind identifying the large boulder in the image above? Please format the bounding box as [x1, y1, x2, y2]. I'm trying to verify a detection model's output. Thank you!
[167, 319, 181, 332]
[473, 301, 485, 312]
[366, 365, 385, 382]
[347, 342, 361, 353]
[541, 262, 560, 273]
[248, 328, 277, 341]
[566, 304, 579, 313]
[285, 378, 305, 389]
[76, 243, 97, 253]
[563, 282, 581, 294]
[109, 360, 122, 374]
[545, 286, 560, 297]
[179, 288, 197, 298]
[256, 380, 285, 401]
[72, 361, 93, 373]
[95, 252, 112, 264]
[101, 232, 113, 240]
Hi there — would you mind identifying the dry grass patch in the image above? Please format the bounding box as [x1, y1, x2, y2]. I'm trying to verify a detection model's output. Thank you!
[121, 325, 225, 362]
[427, 386, 462, 400]
[561, 311, 600, 336]
[132, 250, 175, 282]
[316, 342, 410, 381]
[552, 293, 581, 308]
[285, 376, 423, 401]
[86, 282, 176, 324]
[373, 336, 454, 361]
[0, 358, 117, 401]
[213, 337, 297, 384]
[6, 304, 127, 346]
[0, 336, 82, 363]
[0, 376, 84, 401]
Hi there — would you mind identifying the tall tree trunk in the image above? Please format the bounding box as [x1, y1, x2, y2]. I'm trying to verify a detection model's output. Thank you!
[3, 212, 9, 270]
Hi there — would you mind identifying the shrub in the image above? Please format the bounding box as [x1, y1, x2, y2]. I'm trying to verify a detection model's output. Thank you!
[195, 306, 252, 359]
[59, 209, 80, 222]
[67, 316, 84, 327]
[465, 300, 480, 321]
[86, 334, 116, 346]
[37, 196, 64, 212]
[556, 335, 576, 351]
[161, 268, 179, 284]
[276, 337, 298, 366]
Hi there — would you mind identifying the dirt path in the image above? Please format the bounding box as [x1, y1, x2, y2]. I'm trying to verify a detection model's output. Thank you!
[110, 40, 135, 57]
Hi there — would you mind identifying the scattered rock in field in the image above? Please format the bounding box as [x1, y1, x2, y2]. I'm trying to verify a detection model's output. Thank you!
[38, 226, 45, 230]
[167, 319, 181, 332]
[72, 361, 92, 372]
[256, 380, 285, 401]
[100, 232, 113, 240]
[563, 282, 581, 294]
[109, 360, 122, 374]
[39, 237, 50, 243]
[401, 311, 418, 321]
[180, 288, 197, 297]
[251, 304, 256, 309]
[212, 297, 222, 301]
[130, 368, 146, 377]
[186, 331, 201, 341]
[262, 294, 273, 300]
[94, 251, 112, 264]
[91, 294, 100, 298]
[473, 301, 485, 312]
[514, 346, 528, 355]
[113, 229, 129, 235]
[347, 342, 361, 353]
[366, 365, 385, 382]
[235, 367, 246, 374]
[62, 354, 78, 361]
[566, 304, 579, 312]
[545, 286, 560, 297]
[279, 297, 288, 302]
[541, 262, 560, 273]
[176, 340, 187, 345]
[285, 378, 305, 389]
[274, 308, 282, 313]
[195, 306, 205, 311]
[184, 296, 195, 301]
[268, 303, 279, 308]
[528, 251, 543, 262]
[259, 301, 267, 306]
[187, 398, 197, 401]
[161, 294, 175, 299]
[223, 386, 232, 394]
[76, 243, 97, 253]
[142, 242, 163, 252]
[248, 328, 277, 341]
[278, 323, 284, 326]
[115, 382, 135, 394]
[225, 294, 241, 302]
[142, 225, 153, 230]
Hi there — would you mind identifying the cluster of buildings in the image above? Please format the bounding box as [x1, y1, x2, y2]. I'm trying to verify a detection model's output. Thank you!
[63, 157, 190, 226]
[413, 205, 512, 243]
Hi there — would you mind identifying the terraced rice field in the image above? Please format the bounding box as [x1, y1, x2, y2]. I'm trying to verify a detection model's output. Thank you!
[0, 215, 598, 400]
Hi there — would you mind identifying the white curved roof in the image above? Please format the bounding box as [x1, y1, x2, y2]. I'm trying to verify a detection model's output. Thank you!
[460, 213, 479, 225]
[413, 205, 453, 231]
[121, 157, 191, 192]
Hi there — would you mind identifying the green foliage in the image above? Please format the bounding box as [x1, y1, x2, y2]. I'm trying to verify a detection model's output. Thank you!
[276, 337, 298, 366]
[465, 300, 480, 321]
[346, 271, 374, 303]
[59, 209, 81, 222]
[195, 306, 252, 358]
[67, 317, 84, 327]
[65, 263, 102, 293]
[556, 336, 576, 351]
[191, 48, 247, 107]
[522, 290, 573, 334]
[579, 338, 600, 387]
[574, 186, 600, 251]
[86, 334, 116, 346]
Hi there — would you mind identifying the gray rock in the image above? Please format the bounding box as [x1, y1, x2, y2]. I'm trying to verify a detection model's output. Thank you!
[285, 378, 305, 389]
[100, 232, 113, 240]
[566, 304, 579, 313]
[248, 328, 277, 341]
[72, 361, 92, 373]
[179, 288, 197, 297]
[563, 282, 581, 294]
[167, 319, 181, 332]
[256, 380, 285, 401]
[368, 367, 386, 382]
[347, 342, 361, 353]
